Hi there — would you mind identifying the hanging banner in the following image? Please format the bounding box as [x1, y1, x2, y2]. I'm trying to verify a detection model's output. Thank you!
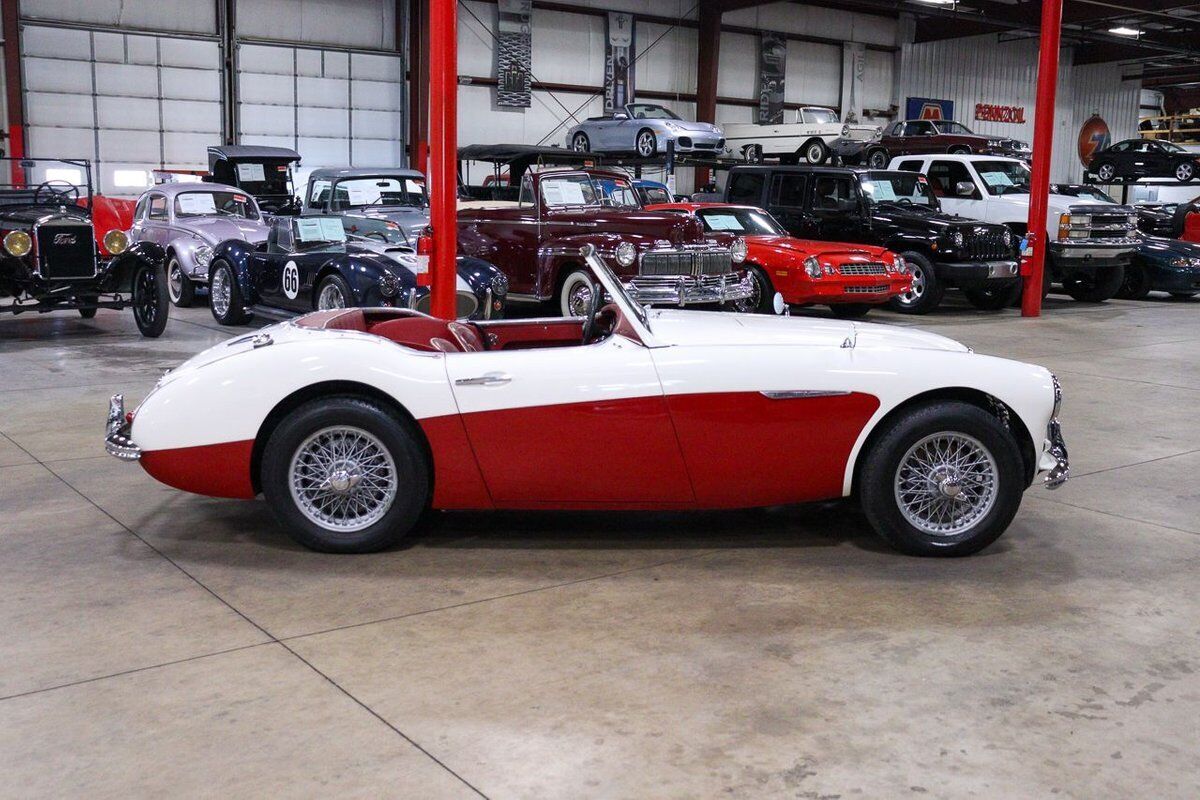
[756, 33, 786, 125]
[604, 12, 635, 113]
[905, 97, 955, 121]
[496, 0, 532, 108]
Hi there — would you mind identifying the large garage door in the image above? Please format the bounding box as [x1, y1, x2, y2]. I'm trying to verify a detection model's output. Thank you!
[238, 43, 406, 186]
[20, 24, 222, 196]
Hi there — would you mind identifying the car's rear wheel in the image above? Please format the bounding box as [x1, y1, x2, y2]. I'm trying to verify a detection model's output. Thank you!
[209, 260, 251, 325]
[963, 282, 1020, 310]
[571, 132, 590, 152]
[261, 397, 429, 553]
[948, 145, 970, 155]
[729, 264, 772, 313]
[1176, 162, 1195, 182]
[887, 251, 943, 314]
[167, 256, 195, 307]
[316, 274, 352, 310]
[1095, 162, 1116, 182]
[803, 139, 829, 164]
[131, 261, 169, 338]
[829, 303, 873, 318]
[860, 401, 1024, 557]
[636, 129, 657, 157]
[1063, 266, 1124, 302]
[867, 149, 889, 169]
[1117, 264, 1151, 300]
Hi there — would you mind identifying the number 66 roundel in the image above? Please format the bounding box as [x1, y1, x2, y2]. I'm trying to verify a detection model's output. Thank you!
[282, 260, 300, 300]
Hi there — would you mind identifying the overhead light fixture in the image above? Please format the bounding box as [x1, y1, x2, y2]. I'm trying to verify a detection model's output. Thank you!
[914, 0, 957, 4]
[1108, 26, 1142, 36]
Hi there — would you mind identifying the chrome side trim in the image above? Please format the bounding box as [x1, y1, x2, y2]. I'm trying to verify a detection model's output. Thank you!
[760, 390, 852, 400]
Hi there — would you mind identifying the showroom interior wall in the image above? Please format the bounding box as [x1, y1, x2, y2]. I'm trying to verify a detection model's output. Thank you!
[894, 32, 1141, 184]
[456, 0, 898, 194]
[12, 0, 405, 195]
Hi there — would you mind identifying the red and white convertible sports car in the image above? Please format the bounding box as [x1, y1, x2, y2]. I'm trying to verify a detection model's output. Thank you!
[105, 247, 1068, 557]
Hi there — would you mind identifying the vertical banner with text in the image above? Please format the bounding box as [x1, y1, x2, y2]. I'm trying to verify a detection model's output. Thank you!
[757, 33, 786, 124]
[604, 12, 635, 113]
[496, 0, 532, 108]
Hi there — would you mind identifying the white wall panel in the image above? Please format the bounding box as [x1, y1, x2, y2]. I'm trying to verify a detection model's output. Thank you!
[236, 0, 395, 50]
[785, 43, 841, 108]
[634, 21, 695, 97]
[714, 31, 757, 100]
[22, 0, 216, 35]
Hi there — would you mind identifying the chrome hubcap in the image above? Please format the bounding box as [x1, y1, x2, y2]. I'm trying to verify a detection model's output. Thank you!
[899, 265, 925, 304]
[168, 261, 183, 301]
[289, 426, 397, 533]
[318, 283, 346, 310]
[211, 268, 230, 317]
[895, 432, 998, 536]
[564, 278, 592, 316]
[637, 134, 654, 156]
[573, 135, 588, 151]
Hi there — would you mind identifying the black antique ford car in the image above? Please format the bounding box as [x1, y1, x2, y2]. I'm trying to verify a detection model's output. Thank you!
[0, 157, 169, 336]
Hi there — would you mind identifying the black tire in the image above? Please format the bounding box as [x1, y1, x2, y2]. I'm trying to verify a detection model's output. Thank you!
[1063, 265, 1124, 302]
[742, 143, 763, 163]
[963, 282, 1020, 310]
[803, 139, 829, 165]
[208, 259, 252, 325]
[887, 251, 944, 314]
[167, 256, 196, 307]
[1176, 162, 1195, 182]
[859, 401, 1025, 557]
[571, 132, 590, 152]
[131, 261, 169, 338]
[1170, 292, 1197, 300]
[730, 264, 773, 313]
[261, 397, 429, 553]
[829, 303, 873, 319]
[1117, 264, 1151, 300]
[948, 145, 970, 155]
[77, 297, 98, 319]
[1095, 162, 1116, 182]
[635, 129, 657, 158]
[316, 273, 353, 310]
[867, 148, 890, 169]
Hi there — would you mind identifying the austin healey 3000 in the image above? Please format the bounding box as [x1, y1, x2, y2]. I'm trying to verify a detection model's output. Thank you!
[105, 247, 1068, 557]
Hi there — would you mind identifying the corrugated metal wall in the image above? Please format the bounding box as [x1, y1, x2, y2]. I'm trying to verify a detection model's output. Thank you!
[895, 33, 1141, 183]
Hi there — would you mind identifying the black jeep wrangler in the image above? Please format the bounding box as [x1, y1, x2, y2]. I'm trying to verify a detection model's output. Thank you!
[0, 158, 168, 336]
[721, 164, 1021, 313]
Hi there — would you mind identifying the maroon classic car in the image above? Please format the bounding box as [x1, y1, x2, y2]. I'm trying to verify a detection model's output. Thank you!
[457, 168, 753, 316]
[877, 120, 1016, 162]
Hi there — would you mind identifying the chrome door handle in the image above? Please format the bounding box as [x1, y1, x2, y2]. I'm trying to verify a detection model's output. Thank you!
[455, 372, 511, 387]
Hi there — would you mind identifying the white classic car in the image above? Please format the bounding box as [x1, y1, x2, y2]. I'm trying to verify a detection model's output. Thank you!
[105, 248, 1067, 557]
[723, 107, 881, 165]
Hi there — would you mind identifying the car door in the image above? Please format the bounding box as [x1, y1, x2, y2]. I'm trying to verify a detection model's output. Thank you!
[137, 193, 170, 246]
[1142, 141, 1174, 177]
[879, 122, 905, 155]
[927, 159, 981, 217]
[907, 121, 940, 155]
[128, 196, 150, 242]
[807, 173, 866, 243]
[767, 172, 814, 237]
[253, 221, 307, 310]
[444, 334, 695, 506]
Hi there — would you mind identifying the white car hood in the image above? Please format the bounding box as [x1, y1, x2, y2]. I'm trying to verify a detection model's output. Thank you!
[645, 310, 969, 352]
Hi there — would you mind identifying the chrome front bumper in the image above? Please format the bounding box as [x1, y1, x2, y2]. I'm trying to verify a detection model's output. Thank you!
[625, 273, 754, 307]
[1043, 375, 1068, 489]
[105, 394, 141, 461]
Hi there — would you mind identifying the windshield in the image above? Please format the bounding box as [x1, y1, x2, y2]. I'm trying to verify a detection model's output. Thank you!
[803, 108, 839, 125]
[627, 104, 680, 120]
[860, 171, 938, 208]
[541, 174, 641, 209]
[932, 121, 973, 135]
[174, 190, 258, 219]
[639, 186, 672, 204]
[293, 216, 348, 253]
[1158, 141, 1186, 153]
[234, 161, 290, 195]
[696, 207, 784, 235]
[972, 160, 1032, 196]
[327, 177, 426, 210]
[1051, 184, 1115, 202]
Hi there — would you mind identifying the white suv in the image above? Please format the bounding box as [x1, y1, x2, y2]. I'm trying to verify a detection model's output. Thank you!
[889, 154, 1140, 302]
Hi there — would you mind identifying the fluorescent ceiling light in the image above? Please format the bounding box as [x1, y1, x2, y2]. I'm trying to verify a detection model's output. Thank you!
[1109, 26, 1142, 36]
[914, 0, 957, 4]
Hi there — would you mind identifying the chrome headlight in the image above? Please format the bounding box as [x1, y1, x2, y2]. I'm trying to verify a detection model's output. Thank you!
[193, 245, 213, 267]
[103, 229, 129, 255]
[378, 271, 402, 298]
[841, 123, 850, 136]
[615, 241, 638, 267]
[663, 121, 680, 131]
[730, 237, 748, 264]
[3, 230, 32, 257]
[804, 256, 822, 279]
[490, 273, 509, 295]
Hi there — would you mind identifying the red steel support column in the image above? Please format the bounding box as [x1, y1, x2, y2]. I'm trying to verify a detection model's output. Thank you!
[1021, 0, 1063, 318]
[2, 0, 25, 185]
[694, 0, 721, 188]
[428, 0, 457, 320]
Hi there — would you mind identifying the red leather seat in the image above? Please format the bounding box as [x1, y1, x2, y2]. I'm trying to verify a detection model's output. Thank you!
[368, 316, 460, 352]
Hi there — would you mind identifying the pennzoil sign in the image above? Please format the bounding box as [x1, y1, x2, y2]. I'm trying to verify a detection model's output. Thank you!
[975, 103, 1025, 124]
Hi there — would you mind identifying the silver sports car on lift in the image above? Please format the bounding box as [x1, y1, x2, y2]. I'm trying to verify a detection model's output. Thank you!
[566, 103, 725, 158]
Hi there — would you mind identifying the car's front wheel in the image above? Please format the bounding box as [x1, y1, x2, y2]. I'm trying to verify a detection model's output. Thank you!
[860, 401, 1025, 557]
[887, 251, 943, 314]
[1095, 162, 1116, 182]
[867, 148, 890, 169]
[571, 132, 590, 152]
[261, 397, 429, 553]
[209, 260, 251, 325]
[729, 264, 772, 313]
[559, 268, 595, 317]
[167, 256, 196, 307]
[1117, 264, 1151, 300]
[963, 282, 1020, 310]
[131, 261, 169, 338]
[1177, 162, 1195, 182]
[635, 130, 657, 157]
[803, 139, 829, 164]
[316, 274, 352, 310]
[1063, 266, 1124, 302]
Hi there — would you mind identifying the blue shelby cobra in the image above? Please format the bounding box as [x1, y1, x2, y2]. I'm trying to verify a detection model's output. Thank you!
[1119, 236, 1200, 300]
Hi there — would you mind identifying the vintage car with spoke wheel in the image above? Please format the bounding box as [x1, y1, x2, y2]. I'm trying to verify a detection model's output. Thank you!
[0, 157, 169, 336]
[206, 214, 507, 325]
[645, 202, 910, 317]
[106, 247, 1068, 557]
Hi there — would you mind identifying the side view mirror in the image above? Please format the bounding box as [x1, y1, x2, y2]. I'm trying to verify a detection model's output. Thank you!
[772, 292, 788, 316]
[956, 181, 976, 197]
[613, 112, 629, 121]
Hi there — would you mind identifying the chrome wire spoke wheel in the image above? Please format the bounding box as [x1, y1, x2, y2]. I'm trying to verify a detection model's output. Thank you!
[894, 432, 999, 536]
[318, 282, 346, 310]
[288, 425, 398, 533]
[210, 268, 230, 317]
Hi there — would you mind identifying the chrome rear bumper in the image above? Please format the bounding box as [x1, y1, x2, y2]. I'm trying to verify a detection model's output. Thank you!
[105, 394, 141, 461]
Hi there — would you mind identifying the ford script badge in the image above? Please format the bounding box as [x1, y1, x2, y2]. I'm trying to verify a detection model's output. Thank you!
[53, 233, 77, 245]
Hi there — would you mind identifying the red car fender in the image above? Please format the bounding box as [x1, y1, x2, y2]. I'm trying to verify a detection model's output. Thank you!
[80, 195, 137, 256]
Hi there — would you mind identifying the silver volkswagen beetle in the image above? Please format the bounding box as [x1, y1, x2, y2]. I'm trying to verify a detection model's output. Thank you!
[129, 182, 270, 307]
[566, 103, 725, 158]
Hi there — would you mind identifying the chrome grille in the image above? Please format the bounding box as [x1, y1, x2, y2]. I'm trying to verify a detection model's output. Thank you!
[640, 250, 732, 277]
[844, 284, 889, 294]
[838, 262, 887, 276]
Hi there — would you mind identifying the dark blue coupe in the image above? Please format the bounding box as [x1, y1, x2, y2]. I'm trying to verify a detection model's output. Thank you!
[1119, 236, 1200, 300]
